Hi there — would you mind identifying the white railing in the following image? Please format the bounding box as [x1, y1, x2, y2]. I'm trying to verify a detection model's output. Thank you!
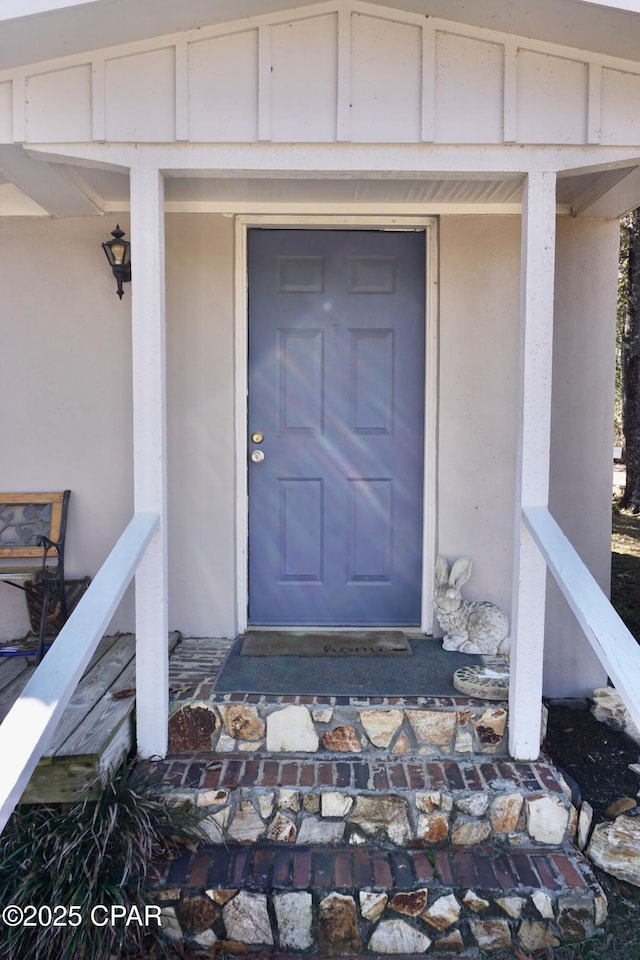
[0, 511, 159, 834]
[523, 505, 640, 734]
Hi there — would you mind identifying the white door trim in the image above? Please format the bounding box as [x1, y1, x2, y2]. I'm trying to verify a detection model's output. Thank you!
[234, 213, 439, 635]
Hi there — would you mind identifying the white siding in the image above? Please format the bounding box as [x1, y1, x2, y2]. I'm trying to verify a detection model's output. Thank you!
[435, 32, 503, 143]
[271, 14, 338, 142]
[350, 13, 422, 142]
[188, 31, 259, 142]
[601, 67, 640, 144]
[105, 48, 176, 141]
[517, 50, 588, 143]
[25, 65, 92, 142]
[0, 213, 238, 642]
[165, 215, 237, 638]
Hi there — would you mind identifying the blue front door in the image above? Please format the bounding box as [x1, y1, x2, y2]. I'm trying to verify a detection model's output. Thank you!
[248, 229, 425, 626]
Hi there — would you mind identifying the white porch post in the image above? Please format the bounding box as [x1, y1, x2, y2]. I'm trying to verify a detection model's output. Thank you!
[509, 170, 557, 760]
[129, 166, 168, 759]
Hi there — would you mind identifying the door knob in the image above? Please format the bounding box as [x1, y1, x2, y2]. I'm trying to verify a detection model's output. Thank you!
[251, 449, 265, 463]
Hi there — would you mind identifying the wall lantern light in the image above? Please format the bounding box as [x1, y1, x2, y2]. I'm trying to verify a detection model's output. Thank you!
[102, 224, 131, 299]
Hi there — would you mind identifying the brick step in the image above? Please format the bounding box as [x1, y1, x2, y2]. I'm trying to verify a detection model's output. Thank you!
[154, 754, 575, 849]
[168, 692, 517, 759]
[150, 841, 607, 955]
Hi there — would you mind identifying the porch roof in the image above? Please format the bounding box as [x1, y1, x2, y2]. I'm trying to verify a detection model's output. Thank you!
[2, 0, 640, 218]
[3, 0, 640, 68]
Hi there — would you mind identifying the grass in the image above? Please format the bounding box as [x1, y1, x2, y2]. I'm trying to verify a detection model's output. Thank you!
[0, 761, 202, 960]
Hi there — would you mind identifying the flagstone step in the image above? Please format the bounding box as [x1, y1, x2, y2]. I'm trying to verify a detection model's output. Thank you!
[153, 753, 575, 849]
[168, 693, 523, 759]
[149, 841, 607, 955]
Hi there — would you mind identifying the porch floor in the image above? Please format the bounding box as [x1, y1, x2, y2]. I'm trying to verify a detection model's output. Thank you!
[0, 631, 180, 804]
[167, 635, 496, 702]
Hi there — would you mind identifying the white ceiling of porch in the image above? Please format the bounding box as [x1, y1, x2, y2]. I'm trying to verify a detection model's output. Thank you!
[2, 0, 640, 69]
[2, 160, 639, 219]
[83, 170, 528, 209]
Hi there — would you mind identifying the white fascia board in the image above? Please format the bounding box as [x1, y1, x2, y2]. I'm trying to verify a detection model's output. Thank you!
[26, 141, 640, 178]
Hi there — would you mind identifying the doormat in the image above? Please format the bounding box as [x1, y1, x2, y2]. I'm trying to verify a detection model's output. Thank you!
[241, 631, 412, 657]
[214, 637, 483, 697]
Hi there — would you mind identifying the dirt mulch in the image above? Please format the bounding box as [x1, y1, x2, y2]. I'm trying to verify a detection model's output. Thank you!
[544, 703, 639, 820]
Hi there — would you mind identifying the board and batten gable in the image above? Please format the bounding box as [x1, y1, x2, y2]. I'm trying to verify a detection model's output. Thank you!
[2, 2, 640, 146]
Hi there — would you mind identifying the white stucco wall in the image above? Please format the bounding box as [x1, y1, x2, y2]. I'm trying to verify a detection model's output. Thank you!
[0, 212, 620, 697]
[165, 214, 237, 638]
[0, 215, 134, 639]
[438, 215, 617, 698]
[437, 216, 520, 617]
[0, 212, 239, 641]
[545, 216, 618, 696]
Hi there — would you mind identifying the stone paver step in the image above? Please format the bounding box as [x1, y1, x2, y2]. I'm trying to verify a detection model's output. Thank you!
[150, 842, 606, 956]
[168, 691, 515, 759]
[153, 753, 574, 849]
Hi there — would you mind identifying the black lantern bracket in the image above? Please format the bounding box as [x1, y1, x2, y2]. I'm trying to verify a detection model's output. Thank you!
[102, 224, 131, 299]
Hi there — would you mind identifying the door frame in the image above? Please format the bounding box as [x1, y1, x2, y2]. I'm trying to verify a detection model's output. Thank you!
[234, 214, 439, 634]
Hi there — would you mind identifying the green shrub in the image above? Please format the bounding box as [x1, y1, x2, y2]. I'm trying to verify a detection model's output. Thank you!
[0, 761, 201, 960]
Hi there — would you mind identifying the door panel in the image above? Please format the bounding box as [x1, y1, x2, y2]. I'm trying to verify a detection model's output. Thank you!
[248, 229, 425, 626]
[278, 328, 324, 433]
[351, 328, 395, 433]
[279, 478, 323, 581]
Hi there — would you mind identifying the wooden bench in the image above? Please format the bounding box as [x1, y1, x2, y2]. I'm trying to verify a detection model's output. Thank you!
[0, 492, 75, 661]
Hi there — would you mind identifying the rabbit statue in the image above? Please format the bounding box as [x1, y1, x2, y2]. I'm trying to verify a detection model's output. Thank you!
[434, 555, 510, 655]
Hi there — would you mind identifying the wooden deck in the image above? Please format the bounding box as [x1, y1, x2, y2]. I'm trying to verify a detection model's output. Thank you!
[0, 632, 180, 804]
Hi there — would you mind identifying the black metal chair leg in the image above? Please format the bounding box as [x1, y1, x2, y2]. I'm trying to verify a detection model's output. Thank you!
[38, 578, 51, 663]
